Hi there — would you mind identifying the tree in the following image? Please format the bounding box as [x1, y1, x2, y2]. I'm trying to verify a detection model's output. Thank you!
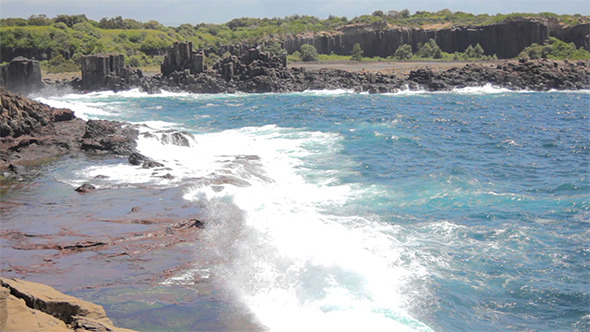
[473, 43, 484, 58]
[416, 39, 443, 58]
[351, 43, 363, 61]
[464, 44, 475, 58]
[394, 44, 413, 59]
[55, 14, 88, 28]
[28, 15, 51, 26]
[300, 44, 319, 61]
[417, 42, 432, 58]
[263, 41, 285, 56]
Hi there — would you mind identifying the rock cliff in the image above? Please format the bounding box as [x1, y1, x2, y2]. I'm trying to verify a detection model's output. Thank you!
[284, 20, 589, 59]
[550, 23, 590, 51]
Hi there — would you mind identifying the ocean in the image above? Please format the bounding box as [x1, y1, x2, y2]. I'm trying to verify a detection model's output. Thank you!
[21, 87, 590, 331]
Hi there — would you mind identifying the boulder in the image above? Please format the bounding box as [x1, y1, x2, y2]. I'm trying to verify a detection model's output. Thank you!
[128, 152, 164, 168]
[75, 183, 96, 193]
[81, 120, 138, 155]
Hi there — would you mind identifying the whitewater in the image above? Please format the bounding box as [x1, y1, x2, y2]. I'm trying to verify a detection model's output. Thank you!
[33, 87, 589, 331]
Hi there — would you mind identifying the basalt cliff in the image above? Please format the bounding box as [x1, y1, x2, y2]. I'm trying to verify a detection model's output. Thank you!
[284, 19, 589, 59]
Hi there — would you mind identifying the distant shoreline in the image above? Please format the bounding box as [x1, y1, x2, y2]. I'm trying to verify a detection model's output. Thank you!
[288, 60, 500, 75]
[42, 60, 499, 83]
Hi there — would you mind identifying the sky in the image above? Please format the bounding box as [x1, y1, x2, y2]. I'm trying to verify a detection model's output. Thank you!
[1, 0, 589, 26]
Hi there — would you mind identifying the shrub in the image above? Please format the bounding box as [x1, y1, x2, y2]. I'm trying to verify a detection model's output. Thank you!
[351, 43, 363, 61]
[300, 44, 319, 61]
[464, 43, 485, 59]
[519, 38, 590, 60]
[394, 44, 413, 59]
[263, 41, 285, 56]
[44, 54, 80, 73]
[289, 51, 302, 62]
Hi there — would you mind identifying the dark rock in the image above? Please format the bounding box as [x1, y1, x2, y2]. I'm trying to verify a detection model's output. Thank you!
[161, 42, 205, 76]
[142, 160, 165, 168]
[1, 88, 141, 172]
[59, 240, 106, 250]
[284, 19, 557, 59]
[128, 152, 146, 166]
[128, 152, 164, 168]
[75, 183, 96, 193]
[160, 132, 192, 146]
[0, 57, 43, 95]
[81, 54, 142, 91]
[81, 120, 138, 155]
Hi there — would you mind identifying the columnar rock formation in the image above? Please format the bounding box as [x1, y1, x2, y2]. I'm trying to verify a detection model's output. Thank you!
[0, 57, 43, 95]
[550, 23, 590, 51]
[81, 54, 142, 91]
[215, 47, 287, 81]
[283, 19, 588, 59]
[160, 42, 205, 76]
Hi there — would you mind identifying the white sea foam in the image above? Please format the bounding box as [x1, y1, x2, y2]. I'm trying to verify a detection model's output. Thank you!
[451, 84, 513, 94]
[45, 92, 433, 330]
[385, 83, 527, 96]
[34, 97, 112, 120]
[300, 89, 356, 95]
[160, 125, 433, 331]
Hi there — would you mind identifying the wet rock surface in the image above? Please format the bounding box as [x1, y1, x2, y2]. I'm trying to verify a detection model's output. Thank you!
[0, 87, 138, 173]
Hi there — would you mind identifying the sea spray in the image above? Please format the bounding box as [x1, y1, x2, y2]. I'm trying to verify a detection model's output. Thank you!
[33, 89, 589, 331]
[174, 125, 433, 331]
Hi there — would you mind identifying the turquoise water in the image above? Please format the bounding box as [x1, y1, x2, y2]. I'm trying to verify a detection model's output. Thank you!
[38, 87, 589, 331]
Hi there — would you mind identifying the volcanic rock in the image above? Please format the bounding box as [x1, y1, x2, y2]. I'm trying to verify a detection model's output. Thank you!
[0, 87, 139, 171]
[0, 57, 43, 95]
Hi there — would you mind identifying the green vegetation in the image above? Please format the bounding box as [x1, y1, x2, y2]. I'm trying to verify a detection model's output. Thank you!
[391, 42, 498, 61]
[1, 11, 588, 73]
[351, 43, 363, 61]
[393, 44, 413, 60]
[519, 37, 590, 60]
[300, 44, 319, 61]
[416, 39, 443, 59]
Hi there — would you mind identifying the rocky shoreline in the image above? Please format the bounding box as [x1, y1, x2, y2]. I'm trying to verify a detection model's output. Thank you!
[3, 42, 589, 96]
[0, 87, 164, 178]
[1, 277, 136, 331]
[83, 57, 590, 94]
[1, 47, 589, 331]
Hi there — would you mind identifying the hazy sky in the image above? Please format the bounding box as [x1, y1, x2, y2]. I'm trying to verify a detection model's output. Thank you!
[1, 0, 589, 26]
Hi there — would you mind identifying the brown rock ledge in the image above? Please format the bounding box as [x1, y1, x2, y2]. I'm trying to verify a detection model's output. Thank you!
[0, 277, 136, 332]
